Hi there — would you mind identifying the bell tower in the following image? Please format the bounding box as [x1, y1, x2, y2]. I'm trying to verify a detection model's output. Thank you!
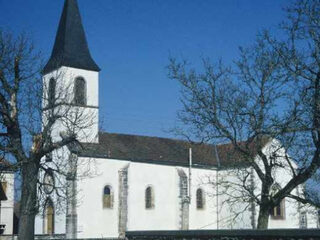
[43, 0, 100, 143]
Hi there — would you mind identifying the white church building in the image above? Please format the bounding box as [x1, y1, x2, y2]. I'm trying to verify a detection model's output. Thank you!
[34, 0, 319, 238]
[0, 160, 15, 236]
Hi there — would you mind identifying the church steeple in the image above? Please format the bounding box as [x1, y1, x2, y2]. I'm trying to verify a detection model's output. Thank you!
[43, 0, 100, 74]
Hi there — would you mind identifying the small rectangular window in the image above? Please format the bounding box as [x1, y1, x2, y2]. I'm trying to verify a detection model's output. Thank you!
[1, 182, 7, 201]
[45, 153, 53, 162]
[145, 186, 154, 209]
[270, 199, 285, 219]
[300, 211, 307, 228]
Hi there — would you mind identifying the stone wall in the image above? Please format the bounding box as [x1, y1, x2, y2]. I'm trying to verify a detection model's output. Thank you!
[0, 234, 65, 240]
[118, 164, 129, 237]
[177, 168, 189, 230]
[0, 236, 122, 240]
[126, 229, 320, 240]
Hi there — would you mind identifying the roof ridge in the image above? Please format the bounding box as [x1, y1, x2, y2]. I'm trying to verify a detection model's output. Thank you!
[98, 131, 271, 148]
[98, 131, 240, 149]
[99, 131, 203, 145]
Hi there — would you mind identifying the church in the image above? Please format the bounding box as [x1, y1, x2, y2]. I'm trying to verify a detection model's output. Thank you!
[34, 0, 319, 238]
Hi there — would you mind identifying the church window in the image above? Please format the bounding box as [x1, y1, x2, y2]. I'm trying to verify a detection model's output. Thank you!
[196, 188, 205, 209]
[270, 184, 285, 219]
[1, 182, 7, 200]
[103, 185, 113, 208]
[74, 77, 87, 105]
[43, 169, 55, 195]
[45, 152, 53, 162]
[48, 78, 56, 107]
[300, 211, 308, 228]
[44, 198, 54, 235]
[145, 186, 154, 209]
[270, 199, 285, 219]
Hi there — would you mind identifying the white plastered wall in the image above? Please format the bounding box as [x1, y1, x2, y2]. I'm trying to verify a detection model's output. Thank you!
[36, 139, 317, 237]
[77, 155, 302, 238]
[42, 67, 99, 144]
[34, 146, 71, 235]
[76, 157, 221, 238]
[36, 65, 100, 235]
[1, 172, 14, 235]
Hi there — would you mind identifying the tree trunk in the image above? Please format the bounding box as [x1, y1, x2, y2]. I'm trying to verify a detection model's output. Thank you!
[257, 204, 270, 229]
[18, 159, 39, 240]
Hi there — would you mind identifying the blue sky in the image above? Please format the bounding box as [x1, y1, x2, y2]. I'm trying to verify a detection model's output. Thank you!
[0, 0, 291, 139]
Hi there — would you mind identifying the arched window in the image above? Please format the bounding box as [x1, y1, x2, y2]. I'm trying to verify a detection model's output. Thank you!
[43, 169, 54, 195]
[103, 185, 113, 208]
[196, 188, 205, 209]
[44, 198, 54, 234]
[48, 78, 56, 107]
[145, 186, 154, 209]
[270, 184, 285, 219]
[74, 77, 86, 105]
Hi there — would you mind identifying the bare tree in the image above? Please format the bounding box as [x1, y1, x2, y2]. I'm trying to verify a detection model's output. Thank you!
[168, 0, 320, 229]
[0, 30, 96, 239]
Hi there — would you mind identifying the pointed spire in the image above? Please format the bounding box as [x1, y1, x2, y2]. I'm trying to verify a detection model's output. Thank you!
[43, 0, 100, 74]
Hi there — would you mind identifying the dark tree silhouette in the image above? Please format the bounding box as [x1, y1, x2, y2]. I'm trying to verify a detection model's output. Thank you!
[0, 30, 95, 239]
[168, 0, 320, 229]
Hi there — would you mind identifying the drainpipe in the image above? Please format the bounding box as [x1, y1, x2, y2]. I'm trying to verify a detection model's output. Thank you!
[250, 167, 256, 229]
[214, 144, 221, 230]
[188, 148, 192, 202]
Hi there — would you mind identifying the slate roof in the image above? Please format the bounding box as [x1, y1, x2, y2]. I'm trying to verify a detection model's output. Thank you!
[43, 0, 100, 74]
[74, 132, 271, 168]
